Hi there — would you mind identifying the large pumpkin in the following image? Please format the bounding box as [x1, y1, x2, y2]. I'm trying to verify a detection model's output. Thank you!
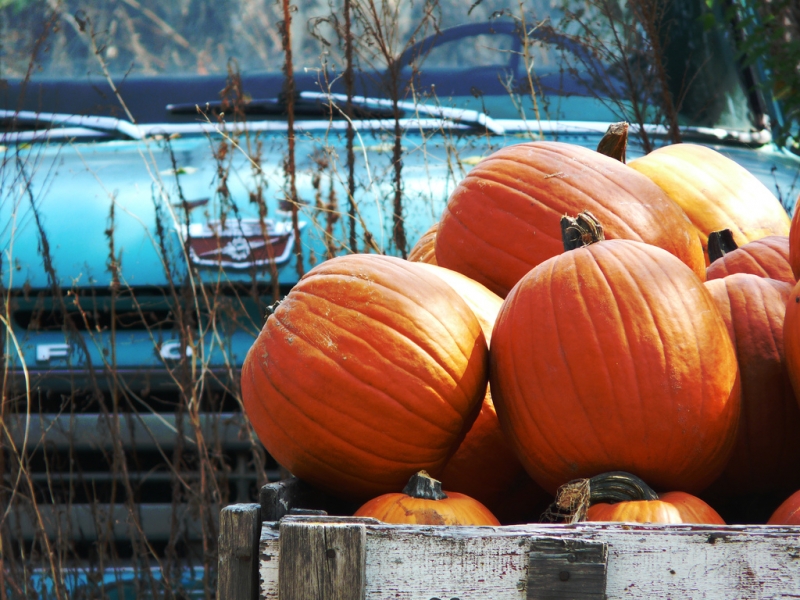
[572, 472, 726, 525]
[627, 143, 790, 263]
[706, 235, 794, 284]
[703, 274, 800, 495]
[434, 141, 705, 296]
[490, 214, 740, 494]
[413, 262, 549, 522]
[354, 470, 500, 526]
[781, 278, 800, 405]
[789, 197, 800, 279]
[241, 254, 489, 500]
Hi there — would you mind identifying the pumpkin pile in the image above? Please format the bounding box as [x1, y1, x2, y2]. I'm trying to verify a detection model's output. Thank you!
[243, 122, 800, 526]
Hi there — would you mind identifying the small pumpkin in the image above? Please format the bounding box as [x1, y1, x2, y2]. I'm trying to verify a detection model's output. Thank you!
[408, 221, 439, 265]
[241, 254, 489, 501]
[705, 231, 794, 284]
[353, 470, 500, 525]
[435, 139, 705, 296]
[571, 472, 726, 525]
[490, 212, 740, 494]
[767, 490, 800, 525]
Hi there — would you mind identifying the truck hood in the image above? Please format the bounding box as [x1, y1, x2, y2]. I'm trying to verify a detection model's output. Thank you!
[3, 124, 799, 294]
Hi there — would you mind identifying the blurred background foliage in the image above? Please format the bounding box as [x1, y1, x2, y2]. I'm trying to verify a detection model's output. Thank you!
[727, 0, 800, 150]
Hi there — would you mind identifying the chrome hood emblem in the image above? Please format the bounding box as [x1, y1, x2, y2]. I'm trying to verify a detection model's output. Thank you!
[180, 218, 305, 269]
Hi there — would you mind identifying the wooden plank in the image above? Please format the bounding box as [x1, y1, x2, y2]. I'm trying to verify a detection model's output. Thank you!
[260, 477, 318, 521]
[259, 477, 359, 521]
[278, 517, 367, 600]
[217, 503, 261, 600]
[259, 521, 800, 599]
[527, 538, 607, 599]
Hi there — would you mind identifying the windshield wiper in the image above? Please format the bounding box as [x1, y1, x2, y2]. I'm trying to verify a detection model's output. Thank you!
[302, 92, 505, 135]
[166, 93, 398, 120]
[676, 126, 771, 147]
[0, 109, 143, 143]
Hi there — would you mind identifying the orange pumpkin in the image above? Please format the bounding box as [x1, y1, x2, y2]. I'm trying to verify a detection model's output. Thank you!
[627, 143, 790, 264]
[789, 196, 800, 279]
[767, 490, 800, 525]
[354, 470, 500, 525]
[490, 213, 740, 494]
[438, 389, 550, 523]
[580, 472, 725, 525]
[703, 274, 800, 495]
[434, 141, 705, 296]
[408, 222, 439, 265]
[706, 234, 794, 284]
[413, 262, 549, 522]
[413, 262, 502, 340]
[782, 278, 800, 406]
[241, 254, 489, 501]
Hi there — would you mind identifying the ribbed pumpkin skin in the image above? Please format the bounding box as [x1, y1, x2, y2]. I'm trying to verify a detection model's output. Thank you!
[438, 390, 549, 522]
[706, 236, 794, 284]
[790, 200, 800, 279]
[241, 254, 489, 501]
[768, 490, 800, 525]
[408, 222, 439, 265]
[628, 144, 791, 263]
[354, 490, 500, 525]
[490, 239, 740, 495]
[414, 263, 548, 520]
[782, 279, 800, 406]
[703, 275, 800, 495]
[434, 141, 705, 297]
[413, 263, 501, 342]
[587, 492, 725, 524]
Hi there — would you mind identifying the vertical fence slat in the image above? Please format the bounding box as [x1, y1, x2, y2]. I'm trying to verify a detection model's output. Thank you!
[278, 519, 367, 600]
[218, 503, 262, 600]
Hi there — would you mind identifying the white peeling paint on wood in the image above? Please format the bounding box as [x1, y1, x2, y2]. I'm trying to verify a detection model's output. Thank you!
[259, 520, 800, 599]
[259, 526, 280, 599]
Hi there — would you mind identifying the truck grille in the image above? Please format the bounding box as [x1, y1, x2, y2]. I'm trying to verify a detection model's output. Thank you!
[1, 290, 280, 596]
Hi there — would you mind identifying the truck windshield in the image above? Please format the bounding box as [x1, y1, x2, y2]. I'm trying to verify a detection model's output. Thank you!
[2, 0, 756, 133]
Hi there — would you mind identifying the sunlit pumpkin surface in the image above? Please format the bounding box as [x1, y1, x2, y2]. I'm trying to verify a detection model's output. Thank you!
[628, 143, 791, 264]
[588, 492, 725, 525]
[706, 235, 794, 284]
[355, 491, 501, 526]
[241, 254, 489, 501]
[491, 239, 740, 495]
[435, 141, 705, 297]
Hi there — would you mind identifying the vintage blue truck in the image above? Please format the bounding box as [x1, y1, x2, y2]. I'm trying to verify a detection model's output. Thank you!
[1, 0, 799, 596]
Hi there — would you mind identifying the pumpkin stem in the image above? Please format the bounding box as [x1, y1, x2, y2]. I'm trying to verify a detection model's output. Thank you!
[266, 298, 283, 318]
[596, 121, 629, 163]
[545, 477, 591, 523]
[561, 211, 605, 251]
[402, 470, 448, 500]
[545, 471, 658, 524]
[587, 471, 660, 504]
[707, 229, 738, 263]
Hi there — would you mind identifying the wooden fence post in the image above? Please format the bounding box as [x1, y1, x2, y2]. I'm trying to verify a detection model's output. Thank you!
[218, 503, 262, 600]
[278, 518, 367, 600]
